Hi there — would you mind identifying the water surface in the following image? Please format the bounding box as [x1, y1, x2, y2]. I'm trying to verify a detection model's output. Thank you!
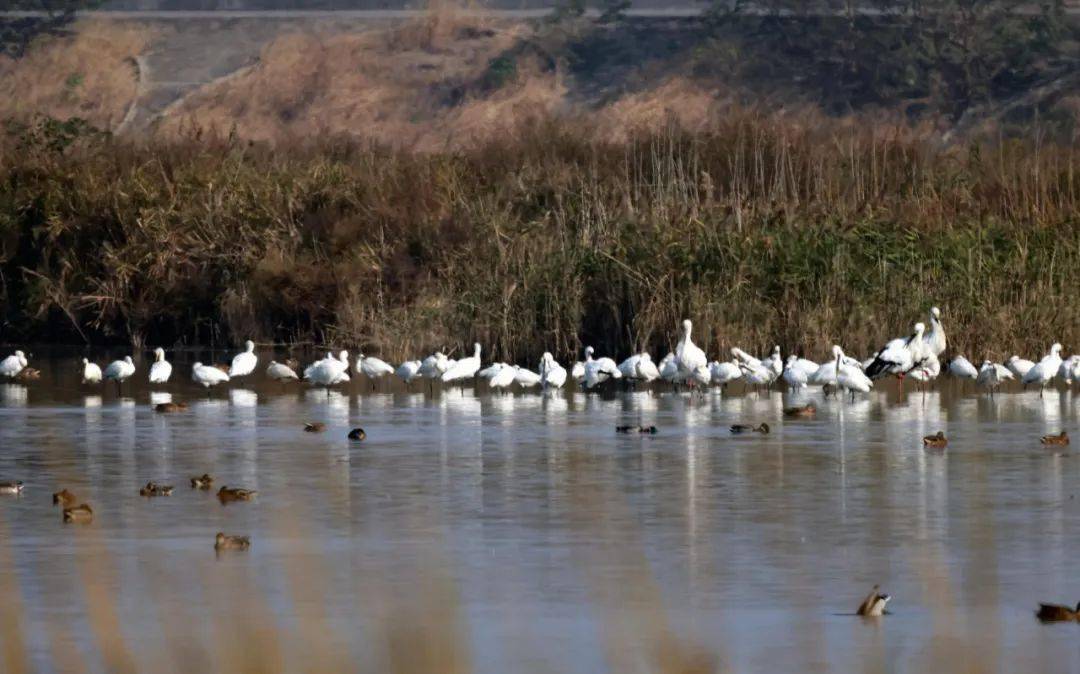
[1, 349, 1079, 672]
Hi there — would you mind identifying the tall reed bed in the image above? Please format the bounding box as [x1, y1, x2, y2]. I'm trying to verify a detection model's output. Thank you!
[1, 111, 1077, 362]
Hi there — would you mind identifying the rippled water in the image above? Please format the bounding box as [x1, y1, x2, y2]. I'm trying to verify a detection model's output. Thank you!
[1, 348, 1079, 672]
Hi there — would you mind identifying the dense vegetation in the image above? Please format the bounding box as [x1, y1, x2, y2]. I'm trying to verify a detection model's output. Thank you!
[0, 112, 1077, 362]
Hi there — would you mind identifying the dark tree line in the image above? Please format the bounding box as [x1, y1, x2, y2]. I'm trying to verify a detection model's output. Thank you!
[0, 1, 103, 57]
[701, 0, 1073, 117]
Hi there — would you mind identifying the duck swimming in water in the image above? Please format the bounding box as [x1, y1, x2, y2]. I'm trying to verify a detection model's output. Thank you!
[190, 474, 214, 489]
[348, 428, 366, 441]
[139, 481, 173, 497]
[1036, 601, 1080, 622]
[922, 431, 948, 449]
[217, 486, 257, 504]
[1041, 431, 1070, 446]
[730, 423, 769, 434]
[214, 532, 251, 551]
[856, 585, 891, 617]
[0, 481, 24, 495]
[53, 489, 76, 506]
[63, 504, 93, 523]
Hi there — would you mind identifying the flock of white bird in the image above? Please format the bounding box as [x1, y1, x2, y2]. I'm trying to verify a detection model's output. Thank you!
[0, 307, 1075, 399]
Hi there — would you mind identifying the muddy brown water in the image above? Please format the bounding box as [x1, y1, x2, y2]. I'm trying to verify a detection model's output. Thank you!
[1, 348, 1078, 672]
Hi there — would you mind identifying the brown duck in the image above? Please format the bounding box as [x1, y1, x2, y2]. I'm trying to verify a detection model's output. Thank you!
[783, 403, 816, 418]
[190, 474, 214, 489]
[63, 504, 93, 523]
[922, 431, 948, 449]
[304, 422, 326, 433]
[856, 585, 891, 617]
[154, 402, 189, 413]
[1037, 602, 1080, 622]
[1041, 431, 1070, 446]
[730, 423, 769, 434]
[53, 489, 76, 506]
[139, 481, 174, 497]
[217, 486, 257, 504]
[15, 368, 40, 382]
[214, 532, 251, 551]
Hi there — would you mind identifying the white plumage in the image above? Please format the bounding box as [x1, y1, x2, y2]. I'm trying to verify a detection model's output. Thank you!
[709, 359, 742, 386]
[977, 360, 1013, 395]
[230, 340, 258, 377]
[675, 320, 707, 377]
[923, 306, 947, 357]
[357, 353, 395, 381]
[441, 343, 482, 383]
[0, 351, 27, 379]
[104, 356, 136, 384]
[1006, 355, 1035, 379]
[832, 346, 873, 398]
[540, 352, 567, 389]
[514, 366, 542, 388]
[266, 361, 299, 382]
[192, 362, 230, 388]
[149, 347, 172, 384]
[947, 355, 979, 380]
[81, 358, 102, 384]
[1022, 343, 1063, 395]
[396, 360, 422, 383]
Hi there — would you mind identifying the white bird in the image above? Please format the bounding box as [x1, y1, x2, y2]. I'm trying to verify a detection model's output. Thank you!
[571, 348, 590, 384]
[782, 355, 810, 390]
[659, 353, 682, 383]
[192, 361, 231, 389]
[731, 347, 761, 368]
[441, 343, 482, 383]
[396, 360, 422, 384]
[908, 352, 941, 391]
[584, 349, 621, 389]
[688, 364, 711, 388]
[81, 358, 102, 384]
[675, 320, 707, 380]
[514, 366, 542, 388]
[1006, 355, 1035, 379]
[490, 363, 517, 391]
[230, 340, 258, 378]
[947, 355, 979, 380]
[709, 359, 742, 388]
[739, 360, 772, 393]
[540, 352, 567, 390]
[619, 352, 660, 383]
[765, 346, 783, 380]
[149, 347, 172, 384]
[358, 353, 394, 379]
[832, 345, 873, 400]
[266, 361, 299, 382]
[977, 360, 1013, 396]
[923, 306, 947, 357]
[419, 352, 450, 379]
[103, 356, 136, 391]
[1058, 355, 1078, 385]
[478, 363, 503, 379]
[0, 351, 27, 379]
[1022, 342, 1063, 396]
[865, 323, 927, 385]
[357, 353, 395, 390]
[306, 352, 350, 390]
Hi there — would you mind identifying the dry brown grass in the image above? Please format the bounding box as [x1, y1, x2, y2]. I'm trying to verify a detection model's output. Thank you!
[0, 20, 149, 131]
[157, 9, 535, 150]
